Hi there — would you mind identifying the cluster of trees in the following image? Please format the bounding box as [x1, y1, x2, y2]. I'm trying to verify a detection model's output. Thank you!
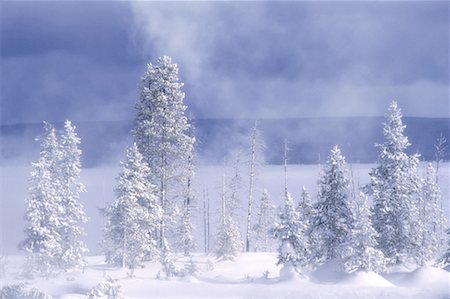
[21, 121, 87, 277]
[270, 101, 447, 277]
[21, 56, 448, 278]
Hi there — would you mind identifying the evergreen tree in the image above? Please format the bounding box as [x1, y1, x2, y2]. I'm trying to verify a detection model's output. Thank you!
[272, 192, 310, 274]
[215, 176, 243, 260]
[365, 101, 421, 265]
[341, 192, 386, 273]
[133, 56, 195, 249]
[416, 163, 446, 265]
[297, 186, 314, 231]
[102, 144, 162, 269]
[21, 122, 63, 276]
[215, 214, 243, 260]
[312, 145, 353, 263]
[58, 120, 88, 269]
[252, 189, 276, 252]
[227, 155, 242, 218]
[439, 229, 450, 266]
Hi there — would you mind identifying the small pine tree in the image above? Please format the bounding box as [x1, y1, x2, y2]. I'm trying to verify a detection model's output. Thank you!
[272, 192, 310, 275]
[102, 144, 162, 269]
[176, 204, 195, 256]
[439, 229, 450, 266]
[341, 192, 386, 273]
[297, 187, 313, 225]
[252, 189, 276, 252]
[312, 145, 353, 263]
[215, 176, 243, 260]
[416, 163, 446, 265]
[215, 214, 243, 260]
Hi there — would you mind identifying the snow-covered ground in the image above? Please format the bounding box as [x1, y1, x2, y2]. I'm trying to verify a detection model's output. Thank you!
[1, 253, 449, 298]
[1, 163, 449, 298]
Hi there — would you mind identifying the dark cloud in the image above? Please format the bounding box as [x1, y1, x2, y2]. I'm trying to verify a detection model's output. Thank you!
[1, 1, 449, 125]
[1, 1, 145, 124]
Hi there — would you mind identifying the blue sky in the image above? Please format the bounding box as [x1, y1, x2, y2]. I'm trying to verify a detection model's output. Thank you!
[1, 1, 449, 125]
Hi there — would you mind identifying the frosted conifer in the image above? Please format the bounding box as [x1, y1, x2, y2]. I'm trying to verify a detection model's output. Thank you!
[215, 175, 243, 260]
[252, 189, 276, 252]
[133, 56, 195, 249]
[341, 192, 386, 273]
[21, 122, 63, 276]
[416, 163, 446, 265]
[272, 193, 310, 274]
[102, 144, 162, 269]
[312, 145, 353, 263]
[365, 101, 421, 265]
[58, 120, 88, 269]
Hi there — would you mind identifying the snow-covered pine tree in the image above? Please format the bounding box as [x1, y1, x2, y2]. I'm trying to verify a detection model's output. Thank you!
[296, 186, 317, 260]
[272, 192, 310, 276]
[133, 56, 195, 249]
[341, 192, 386, 273]
[439, 229, 450, 266]
[434, 133, 447, 184]
[21, 122, 63, 277]
[416, 163, 446, 265]
[365, 101, 421, 265]
[215, 175, 243, 260]
[312, 145, 353, 263]
[102, 144, 162, 269]
[58, 120, 88, 270]
[252, 189, 276, 252]
[297, 186, 314, 231]
[227, 154, 242, 218]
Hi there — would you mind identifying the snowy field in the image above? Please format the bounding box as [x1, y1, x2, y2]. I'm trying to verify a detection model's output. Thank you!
[1, 253, 449, 298]
[1, 163, 449, 298]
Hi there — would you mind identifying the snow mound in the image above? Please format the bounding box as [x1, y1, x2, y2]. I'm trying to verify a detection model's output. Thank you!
[407, 266, 449, 290]
[342, 271, 394, 287]
[278, 265, 307, 282]
[311, 259, 347, 283]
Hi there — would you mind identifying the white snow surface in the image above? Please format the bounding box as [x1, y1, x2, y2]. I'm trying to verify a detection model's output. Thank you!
[1, 253, 448, 298]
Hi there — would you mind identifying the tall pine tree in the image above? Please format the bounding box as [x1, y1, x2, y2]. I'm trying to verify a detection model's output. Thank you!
[133, 56, 195, 251]
[365, 101, 421, 265]
[58, 120, 88, 269]
[21, 122, 63, 276]
[312, 145, 353, 263]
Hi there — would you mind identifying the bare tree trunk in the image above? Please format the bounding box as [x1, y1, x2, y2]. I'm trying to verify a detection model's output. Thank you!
[203, 185, 207, 253]
[221, 175, 226, 225]
[207, 188, 210, 253]
[123, 226, 127, 269]
[160, 147, 166, 249]
[245, 122, 257, 252]
[284, 139, 288, 198]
